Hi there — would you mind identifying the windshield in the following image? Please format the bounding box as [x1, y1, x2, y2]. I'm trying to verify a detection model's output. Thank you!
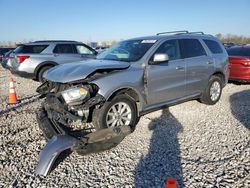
[97, 39, 156, 62]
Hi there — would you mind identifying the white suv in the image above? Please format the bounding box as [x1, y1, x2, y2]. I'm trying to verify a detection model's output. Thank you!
[1, 40, 97, 82]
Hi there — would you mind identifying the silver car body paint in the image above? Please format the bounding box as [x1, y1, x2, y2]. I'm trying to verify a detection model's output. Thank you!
[44, 59, 130, 83]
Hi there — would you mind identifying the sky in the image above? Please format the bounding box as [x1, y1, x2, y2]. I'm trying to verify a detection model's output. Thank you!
[0, 0, 249, 43]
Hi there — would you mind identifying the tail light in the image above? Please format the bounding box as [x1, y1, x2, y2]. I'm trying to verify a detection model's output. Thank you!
[229, 57, 250, 67]
[243, 61, 250, 66]
[17, 55, 30, 64]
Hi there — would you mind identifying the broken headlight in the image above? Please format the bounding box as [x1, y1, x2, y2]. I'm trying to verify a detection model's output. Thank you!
[61, 87, 89, 105]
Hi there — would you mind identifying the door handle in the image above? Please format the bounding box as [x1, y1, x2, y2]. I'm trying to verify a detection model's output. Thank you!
[176, 66, 184, 70]
[207, 61, 213, 65]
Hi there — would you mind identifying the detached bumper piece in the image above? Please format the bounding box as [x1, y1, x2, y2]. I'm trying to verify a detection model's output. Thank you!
[35, 135, 79, 176]
[36, 108, 131, 176]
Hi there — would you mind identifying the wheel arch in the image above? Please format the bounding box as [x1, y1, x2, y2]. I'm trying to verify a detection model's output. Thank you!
[34, 61, 58, 80]
[106, 87, 144, 113]
[212, 71, 226, 86]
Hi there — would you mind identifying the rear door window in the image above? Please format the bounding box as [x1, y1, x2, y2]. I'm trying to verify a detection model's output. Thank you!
[14, 45, 48, 54]
[53, 44, 76, 54]
[203, 39, 223, 54]
[179, 39, 207, 58]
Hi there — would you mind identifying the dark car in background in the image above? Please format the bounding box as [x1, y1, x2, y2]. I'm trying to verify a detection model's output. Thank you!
[1, 40, 97, 82]
[0, 47, 15, 62]
[227, 45, 250, 82]
[223, 42, 237, 49]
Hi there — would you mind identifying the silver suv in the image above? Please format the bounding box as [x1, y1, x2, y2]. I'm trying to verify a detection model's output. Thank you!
[36, 31, 229, 173]
[1, 40, 97, 81]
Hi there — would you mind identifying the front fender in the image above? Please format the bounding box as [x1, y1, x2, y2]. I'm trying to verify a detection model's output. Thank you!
[91, 66, 146, 111]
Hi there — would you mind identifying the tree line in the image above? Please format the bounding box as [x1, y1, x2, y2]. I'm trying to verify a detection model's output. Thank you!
[216, 33, 250, 44]
[1, 33, 250, 47]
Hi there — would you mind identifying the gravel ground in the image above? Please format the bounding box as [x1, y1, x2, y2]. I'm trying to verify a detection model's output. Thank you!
[0, 65, 249, 188]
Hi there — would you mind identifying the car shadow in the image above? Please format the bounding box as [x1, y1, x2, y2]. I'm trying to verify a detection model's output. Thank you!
[135, 108, 184, 187]
[228, 80, 250, 85]
[230, 89, 250, 130]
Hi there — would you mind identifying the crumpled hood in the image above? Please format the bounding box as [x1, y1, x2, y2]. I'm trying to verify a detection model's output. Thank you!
[44, 59, 130, 83]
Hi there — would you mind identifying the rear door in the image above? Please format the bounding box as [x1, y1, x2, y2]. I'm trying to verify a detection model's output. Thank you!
[146, 39, 186, 105]
[179, 38, 213, 96]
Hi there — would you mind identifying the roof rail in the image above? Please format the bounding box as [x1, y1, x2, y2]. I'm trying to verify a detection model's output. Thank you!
[189, 32, 204, 35]
[156, 30, 189, 35]
[33, 40, 78, 43]
[156, 31, 207, 36]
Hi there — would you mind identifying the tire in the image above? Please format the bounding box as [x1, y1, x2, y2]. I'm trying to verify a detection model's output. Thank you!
[36, 107, 58, 140]
[200, 75, 223, 105]
[92, 94, 139, 131]
[38, 65, 53, 82]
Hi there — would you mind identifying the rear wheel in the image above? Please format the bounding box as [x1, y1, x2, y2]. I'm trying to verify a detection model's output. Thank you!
[200, 75, 223, 105]
[92, 94, 138, 131]
[38, 65, 53, 82]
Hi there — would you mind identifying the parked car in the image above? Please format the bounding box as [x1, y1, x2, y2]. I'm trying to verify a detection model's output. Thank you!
[223, 42, 236, 49]
[1, 40, 97, 82]
[0, 47, 15, 62]
[227, 45, 250, 82]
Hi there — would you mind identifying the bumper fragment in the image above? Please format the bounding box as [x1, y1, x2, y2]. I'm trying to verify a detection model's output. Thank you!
[35, 126, 131, 176]
[35, 135, 80, 176]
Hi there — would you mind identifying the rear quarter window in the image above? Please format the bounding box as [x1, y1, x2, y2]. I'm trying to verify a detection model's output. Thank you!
[179, 39, 207, 58]
[14, 45, 48, 54]
[203, 39, 223, 54]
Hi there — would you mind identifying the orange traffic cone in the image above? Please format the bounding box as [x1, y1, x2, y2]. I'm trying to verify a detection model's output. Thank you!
[8, 78, 18, 104]
[165, 177, 177, 188]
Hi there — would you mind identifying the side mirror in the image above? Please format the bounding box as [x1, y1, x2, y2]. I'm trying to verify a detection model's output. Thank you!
[153, 53, 169, 64]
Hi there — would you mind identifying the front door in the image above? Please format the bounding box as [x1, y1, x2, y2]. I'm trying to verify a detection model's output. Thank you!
[146, 39, 186, 106]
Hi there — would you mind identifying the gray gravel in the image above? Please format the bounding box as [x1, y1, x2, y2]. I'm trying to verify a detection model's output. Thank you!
[0, 66, 249, 187]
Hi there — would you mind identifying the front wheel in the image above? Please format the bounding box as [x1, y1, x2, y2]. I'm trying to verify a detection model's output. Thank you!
[200, 75, 223, 105]
[92, 94, 139, 131]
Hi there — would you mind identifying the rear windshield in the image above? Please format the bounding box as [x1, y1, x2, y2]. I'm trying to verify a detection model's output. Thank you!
[14, 45, 48, 54]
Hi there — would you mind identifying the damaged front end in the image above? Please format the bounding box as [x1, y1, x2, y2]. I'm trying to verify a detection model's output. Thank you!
[35, 81, 132, 176]
[37, 81, 105, 139]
